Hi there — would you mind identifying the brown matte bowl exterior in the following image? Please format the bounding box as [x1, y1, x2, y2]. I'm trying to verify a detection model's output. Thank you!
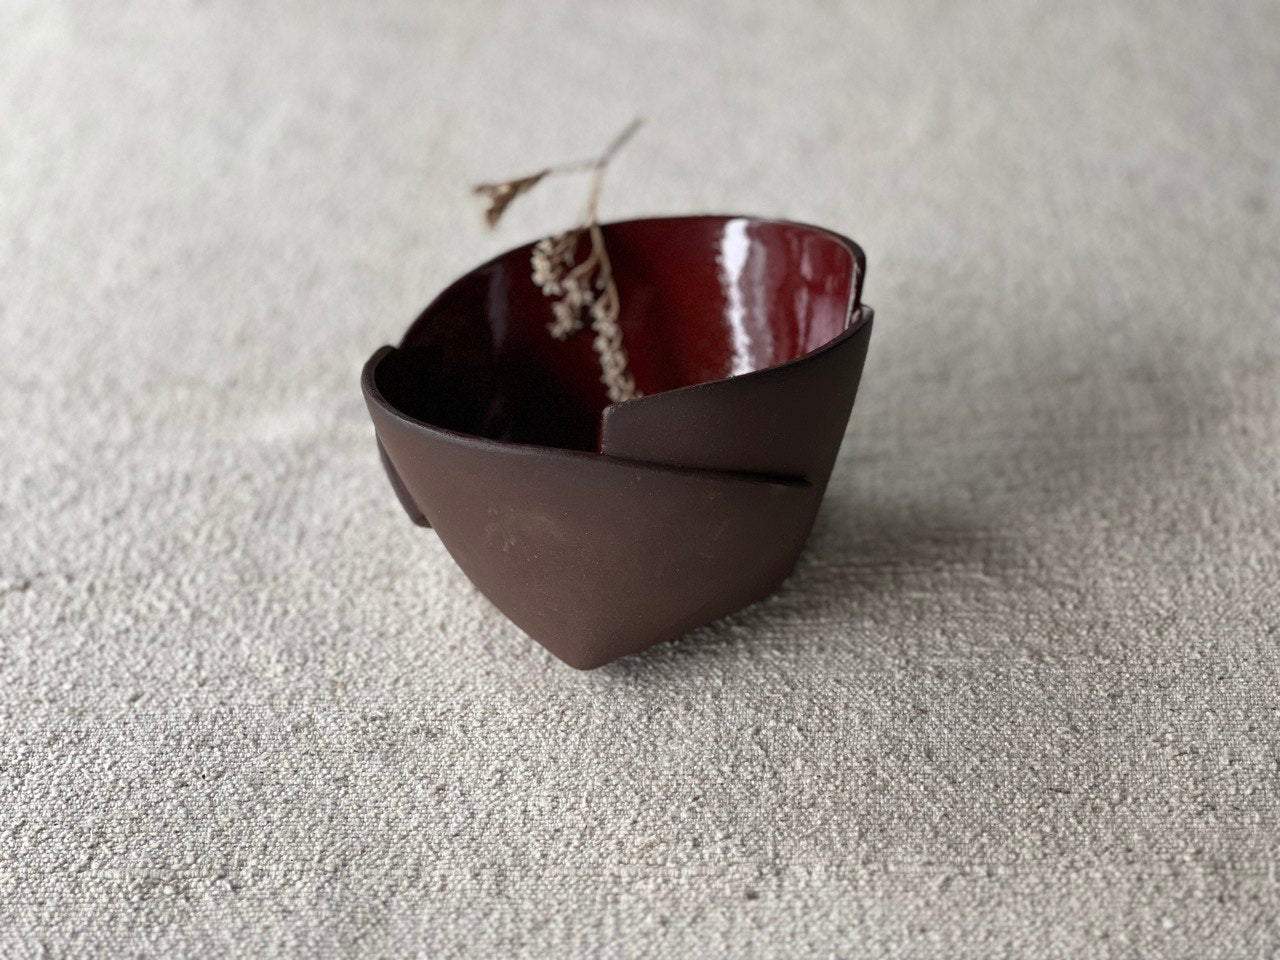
[362, 215, 873, 668]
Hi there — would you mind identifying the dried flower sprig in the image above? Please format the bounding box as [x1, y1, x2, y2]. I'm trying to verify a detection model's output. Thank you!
[473, 119, 644, 403]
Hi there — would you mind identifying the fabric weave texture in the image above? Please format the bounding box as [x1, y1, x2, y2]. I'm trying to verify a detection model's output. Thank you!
[1, 1, 1278, 956]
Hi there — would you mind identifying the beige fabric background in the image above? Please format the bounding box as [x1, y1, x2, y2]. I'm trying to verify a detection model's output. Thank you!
[2, 1, 1278, 957]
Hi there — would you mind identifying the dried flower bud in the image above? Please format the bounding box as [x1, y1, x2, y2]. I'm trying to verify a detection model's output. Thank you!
[562, 275, 594, 308]
[548, 299, 583, 340]
[473, 170, 549, 228]
[531, 247, 564, 295]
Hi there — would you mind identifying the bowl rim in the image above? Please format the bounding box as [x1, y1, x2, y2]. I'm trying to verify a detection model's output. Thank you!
[363, 213, 872, 458]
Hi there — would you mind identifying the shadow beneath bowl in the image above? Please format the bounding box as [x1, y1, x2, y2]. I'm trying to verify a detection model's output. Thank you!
[597, 493, 1010, 677]
[595, 287, 1242, 677]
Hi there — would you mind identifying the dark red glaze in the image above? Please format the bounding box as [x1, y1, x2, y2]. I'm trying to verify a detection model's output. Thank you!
[363, 216, 873, 668]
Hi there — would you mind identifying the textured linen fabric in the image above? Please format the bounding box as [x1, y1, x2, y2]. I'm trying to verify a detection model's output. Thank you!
[2, 1, 1278, 957]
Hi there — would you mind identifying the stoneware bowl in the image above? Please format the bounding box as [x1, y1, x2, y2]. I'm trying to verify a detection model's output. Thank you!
[361, 215, 874, 668]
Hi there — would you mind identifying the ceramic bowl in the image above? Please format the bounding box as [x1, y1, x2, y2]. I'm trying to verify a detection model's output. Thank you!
[362, 215, 874, 668]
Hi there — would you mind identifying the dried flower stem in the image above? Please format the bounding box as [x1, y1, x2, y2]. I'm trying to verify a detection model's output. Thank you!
[474, 119, 643, 403]
[584, 222, 634, 402]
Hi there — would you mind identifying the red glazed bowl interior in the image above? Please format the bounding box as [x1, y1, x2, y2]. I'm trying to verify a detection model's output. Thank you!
[375, 216, 860, 453]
